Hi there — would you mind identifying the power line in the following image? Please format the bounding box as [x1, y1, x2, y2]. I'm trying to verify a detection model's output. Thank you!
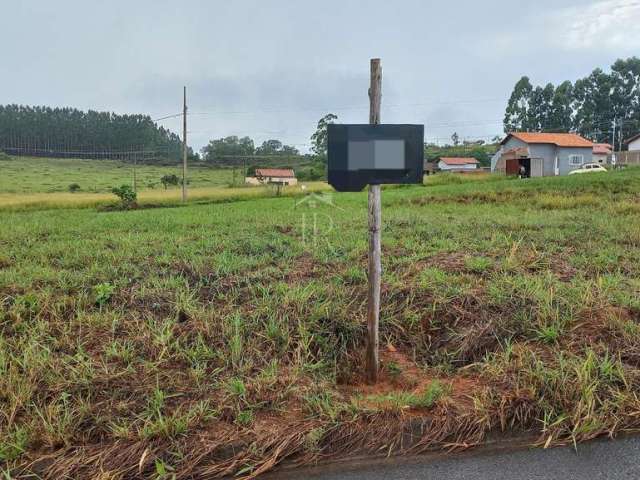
[150, 97, 506, 123]
[152, 113, 182, 121]
[0, 145, 173, 156]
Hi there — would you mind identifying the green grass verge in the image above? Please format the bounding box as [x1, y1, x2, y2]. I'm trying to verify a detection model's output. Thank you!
[1, 168, 640, 477]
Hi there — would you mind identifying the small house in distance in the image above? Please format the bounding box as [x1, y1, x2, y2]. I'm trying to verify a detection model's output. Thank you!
[492, 132, 593, 177]
[592, 143, 612, 164]
[245, 168, 298, 186]
[437, 157, 479, 172]
[625, 133, 640, 152]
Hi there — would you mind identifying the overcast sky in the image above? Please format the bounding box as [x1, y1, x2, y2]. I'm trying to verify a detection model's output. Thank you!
[2, 0, 639, 152]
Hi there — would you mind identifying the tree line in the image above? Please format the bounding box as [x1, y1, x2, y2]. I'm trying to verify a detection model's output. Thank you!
[0, 104, 190, 160]
[0, 103, 338, 166]
[200, 113, 338, 163]
[504, 57, 640, 146]
[200, 136, 301, 163]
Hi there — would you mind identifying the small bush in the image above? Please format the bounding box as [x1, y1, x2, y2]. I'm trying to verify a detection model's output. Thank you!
[0, 151, 11, 161]
[68, 183, 81, 193]
[111, 185, 137, 209]
[297, 161, 326, 181]
[160, 174, 180, 189]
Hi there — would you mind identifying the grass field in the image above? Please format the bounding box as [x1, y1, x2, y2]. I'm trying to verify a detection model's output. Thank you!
[0, 156, 329, 211]
[0, 156, 237, 194]
[0, 182, 331, 212]
[2, 168, 640, 478]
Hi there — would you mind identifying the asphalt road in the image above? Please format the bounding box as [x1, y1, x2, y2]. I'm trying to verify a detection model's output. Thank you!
[289, 436, 640, 480]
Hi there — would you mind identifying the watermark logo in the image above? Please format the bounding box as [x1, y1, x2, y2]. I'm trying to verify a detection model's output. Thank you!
[295, 192, 342, 251]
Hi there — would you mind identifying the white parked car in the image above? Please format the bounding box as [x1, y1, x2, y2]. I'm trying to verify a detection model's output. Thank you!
[568, 163, 607, 175]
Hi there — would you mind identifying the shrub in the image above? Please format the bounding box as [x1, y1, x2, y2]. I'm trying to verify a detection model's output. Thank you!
[111, 185, 137, 209]
[298, 161, 326, 181]
[160, 174, 180, 189]
[68, 183, 81, 193]
[0, 151, 11, 161]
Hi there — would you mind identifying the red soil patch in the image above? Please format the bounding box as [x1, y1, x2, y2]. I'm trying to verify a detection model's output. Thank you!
[341, 346, 483, 412]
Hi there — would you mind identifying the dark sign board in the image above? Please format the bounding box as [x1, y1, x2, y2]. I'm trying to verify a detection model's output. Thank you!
[327, 124, 424, 192]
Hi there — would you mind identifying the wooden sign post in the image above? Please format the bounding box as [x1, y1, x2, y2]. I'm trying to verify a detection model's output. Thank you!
[326, 59, 424, 384]
[366, 58, 382, 384]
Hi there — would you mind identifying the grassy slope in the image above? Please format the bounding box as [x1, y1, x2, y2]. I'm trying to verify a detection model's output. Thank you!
[0, 156, 329, 211]
[0, 156, 237, 194]
[1, 170, 640, 478]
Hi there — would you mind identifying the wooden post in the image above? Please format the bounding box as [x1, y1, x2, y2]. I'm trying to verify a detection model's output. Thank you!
[182, 86, 188, 202]
[366, 58, 382, 384]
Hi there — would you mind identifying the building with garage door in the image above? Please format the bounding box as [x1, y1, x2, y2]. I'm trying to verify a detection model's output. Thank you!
[491, 132, 593, 177]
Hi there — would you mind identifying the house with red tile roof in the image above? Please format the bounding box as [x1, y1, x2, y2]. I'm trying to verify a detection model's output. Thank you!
[592, 143, 612, 164]
[437, 157, 479, 171]
[245, 168, 298, 186]
[492, 132, 594, 177]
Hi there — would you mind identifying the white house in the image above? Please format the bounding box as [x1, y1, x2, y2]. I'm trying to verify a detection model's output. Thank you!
[245, 168, 298, 186]
[492, 132, 593, 177]
[437, 157, 479, 171]
[592, 143, 612, 164]
[625, 133, 640, 152]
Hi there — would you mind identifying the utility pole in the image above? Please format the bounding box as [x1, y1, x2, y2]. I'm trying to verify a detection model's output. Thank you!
[611, 118, 618, 168]
[133, 149, 138, 193]
[618, 118, 624, 152]
[366, 58, 382, 384]
[182, 86, 188, 202]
